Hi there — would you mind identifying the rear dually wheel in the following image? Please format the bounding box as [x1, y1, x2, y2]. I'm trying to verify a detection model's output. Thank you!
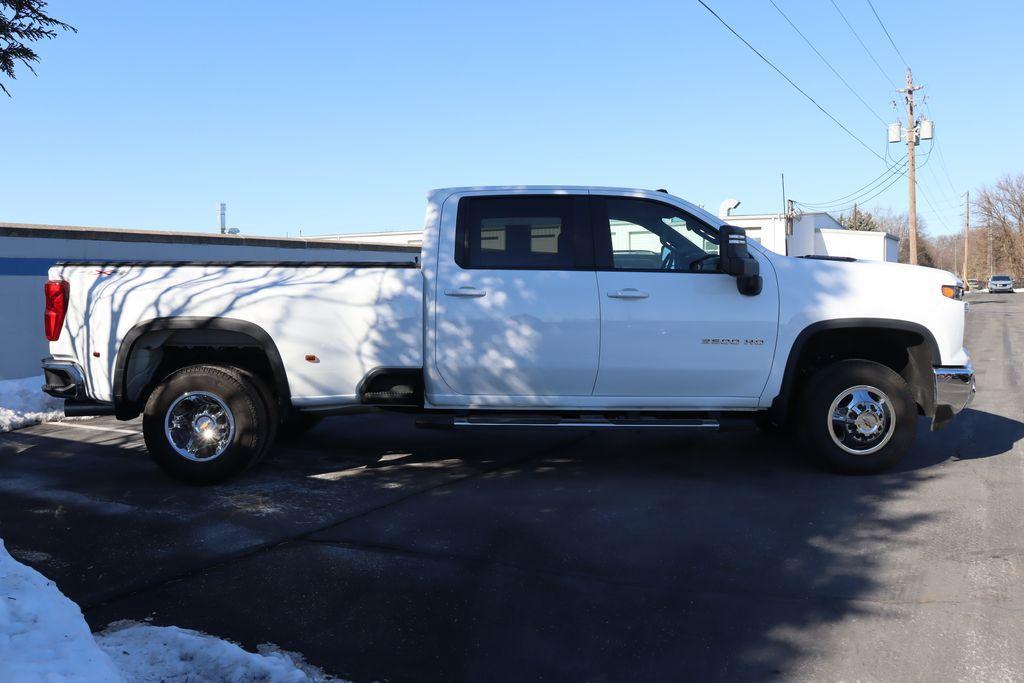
[142, 364, 274, 483]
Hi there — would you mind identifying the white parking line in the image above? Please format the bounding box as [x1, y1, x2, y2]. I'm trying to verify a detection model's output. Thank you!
[51, 421, 140, 436]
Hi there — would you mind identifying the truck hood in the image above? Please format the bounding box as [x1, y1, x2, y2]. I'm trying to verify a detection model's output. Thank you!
[782, 254, 958, 293]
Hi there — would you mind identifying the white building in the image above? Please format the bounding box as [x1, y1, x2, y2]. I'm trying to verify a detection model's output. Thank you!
[720, 207, 899, 262]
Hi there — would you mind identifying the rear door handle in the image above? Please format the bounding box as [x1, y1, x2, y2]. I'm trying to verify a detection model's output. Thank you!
[607, 288, 649, 300]
[444, 286, 487, 298]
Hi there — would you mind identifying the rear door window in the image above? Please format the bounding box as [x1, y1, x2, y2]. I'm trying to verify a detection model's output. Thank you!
[455, 196, 590, 270]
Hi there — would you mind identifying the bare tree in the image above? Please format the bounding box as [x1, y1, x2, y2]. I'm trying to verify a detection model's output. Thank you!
[974, 174, 1024, 278]
[931, 233, 963, 274]
[0, 0, 75, 96]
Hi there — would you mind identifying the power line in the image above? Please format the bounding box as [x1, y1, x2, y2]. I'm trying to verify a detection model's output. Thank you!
[829, 0, 898, 89]
[796, 143, 939, 215]
[767, 0, 888, 125]
[696, 0, 886, 162]
[904, 140, 958, 233]
[932, 139, 958, 195]
[796, 156, 908, 208]
[865, 0, 909, 69]
[916, 181, 956, 233]
[923, 102, 958, 195]
[798, 163, 907, 215]
[799, 155, 917, 214]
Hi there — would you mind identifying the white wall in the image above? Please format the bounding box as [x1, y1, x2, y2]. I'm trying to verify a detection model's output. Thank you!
[814, 229, 899, 262]
[886, 234, 899, 262]
[722, 212, 899, 262]
[722, 213, 826, 256]
[723, 214, 789, 254]
[786, 215, 823, 257]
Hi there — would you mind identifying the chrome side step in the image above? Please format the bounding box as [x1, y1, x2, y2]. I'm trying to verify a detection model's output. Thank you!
[450, 416, 720, 430]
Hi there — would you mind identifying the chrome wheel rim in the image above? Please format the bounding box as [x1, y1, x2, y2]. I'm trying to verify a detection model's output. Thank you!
[164, 391, 235, 462]
[828, 384, 895, 455]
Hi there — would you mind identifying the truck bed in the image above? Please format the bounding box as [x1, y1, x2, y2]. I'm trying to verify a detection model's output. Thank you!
[49, 261, 424, 408]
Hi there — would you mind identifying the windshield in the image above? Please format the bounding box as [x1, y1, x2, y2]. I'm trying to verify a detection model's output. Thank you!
[992, 275, 1012, 281]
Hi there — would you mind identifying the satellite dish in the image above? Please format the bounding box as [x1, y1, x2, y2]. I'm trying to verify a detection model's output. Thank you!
[719, 198, 741, 218]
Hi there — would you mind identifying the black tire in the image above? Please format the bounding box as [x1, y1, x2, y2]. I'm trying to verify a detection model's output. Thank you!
[797, 359, 916, 474]
[222, 366, 279, 465]
[142, 364, 273, 483]
[277, 412, 323, 441]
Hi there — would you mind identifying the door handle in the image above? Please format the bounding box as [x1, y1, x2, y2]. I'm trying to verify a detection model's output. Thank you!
[444, 286, 487, 298]
[607, 288, 650, 300]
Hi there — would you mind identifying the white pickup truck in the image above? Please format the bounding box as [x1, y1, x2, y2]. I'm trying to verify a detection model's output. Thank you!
[41, 187, 974, 482]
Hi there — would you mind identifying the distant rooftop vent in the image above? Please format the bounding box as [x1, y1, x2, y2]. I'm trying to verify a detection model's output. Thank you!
[719, 198, 741, 218]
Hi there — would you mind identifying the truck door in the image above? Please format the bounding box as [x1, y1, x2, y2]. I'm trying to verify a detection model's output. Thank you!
[432, 194, 600, 398]
[590, 195, 778, 405]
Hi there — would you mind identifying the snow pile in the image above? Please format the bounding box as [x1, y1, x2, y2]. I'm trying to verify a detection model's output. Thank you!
[0, 375, 65, 432]
[96, 622, 332, 682]
[0, 539, 123, 681]
[0, 539, 336, 682]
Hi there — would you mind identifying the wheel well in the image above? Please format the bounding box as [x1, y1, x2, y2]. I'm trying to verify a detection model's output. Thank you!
[774, 324, 936, 424]
[115, 320, 291, 419]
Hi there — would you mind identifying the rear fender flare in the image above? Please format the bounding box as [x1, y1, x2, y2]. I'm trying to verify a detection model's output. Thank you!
[113, 317, 291, 419]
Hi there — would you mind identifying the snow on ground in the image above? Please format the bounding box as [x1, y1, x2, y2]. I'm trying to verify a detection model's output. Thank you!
[0, 375, 65, 432]
[95, 622, 334, 683]
[0, 539, 122, 681]
[0, 539, 336, 682]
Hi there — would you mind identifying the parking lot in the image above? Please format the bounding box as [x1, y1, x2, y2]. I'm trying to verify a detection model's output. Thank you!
[0, 291, 1021, 681]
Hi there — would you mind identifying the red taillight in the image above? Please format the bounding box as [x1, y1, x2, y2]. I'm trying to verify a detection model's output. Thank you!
[44, 280, 70, 341]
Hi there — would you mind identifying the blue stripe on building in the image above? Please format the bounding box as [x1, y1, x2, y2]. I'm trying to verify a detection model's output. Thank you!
[0, 258, 57, 276]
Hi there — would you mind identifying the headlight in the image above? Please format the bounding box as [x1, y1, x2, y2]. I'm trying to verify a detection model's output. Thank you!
[941, 284, 964, 300]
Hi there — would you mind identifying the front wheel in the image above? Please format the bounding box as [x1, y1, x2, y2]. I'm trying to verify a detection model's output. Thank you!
[143, 364, 274, 483]
[797, 360, 916, 474]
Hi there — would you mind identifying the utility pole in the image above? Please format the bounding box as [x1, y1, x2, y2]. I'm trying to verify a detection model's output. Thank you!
[962, 191, 970, 282]
[852, 203, 859, 230]
[898, 69, 923, 265]
[785, 199, 795, 255]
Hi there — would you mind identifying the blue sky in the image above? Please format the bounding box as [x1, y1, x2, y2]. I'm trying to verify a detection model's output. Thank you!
[1, 0, 1019, 237]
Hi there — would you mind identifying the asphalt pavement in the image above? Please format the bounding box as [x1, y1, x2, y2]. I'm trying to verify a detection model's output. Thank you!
[1, 291, 1022, 681]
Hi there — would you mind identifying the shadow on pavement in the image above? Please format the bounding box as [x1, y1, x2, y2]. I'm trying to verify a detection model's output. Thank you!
[902, 408, 1024, 471]
[8, 404, 1022, 680]
[81, 416, 961, 681]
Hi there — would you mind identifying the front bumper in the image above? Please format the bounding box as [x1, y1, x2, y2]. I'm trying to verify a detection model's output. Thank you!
[932, 362, 975, 430]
